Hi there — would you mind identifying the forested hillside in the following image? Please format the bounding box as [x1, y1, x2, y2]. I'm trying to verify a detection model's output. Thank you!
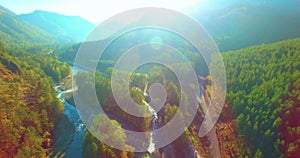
[193, 2, 300, 51]
[0, 6, 58, 48]
[0, 42, 71, 157]
[223, 38, 300, 157]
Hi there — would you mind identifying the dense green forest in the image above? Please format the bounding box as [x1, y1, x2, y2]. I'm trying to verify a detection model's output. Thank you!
[8, 48, 71, 83]
[0, 42, 71, 157]
[224, 38, 300, 157]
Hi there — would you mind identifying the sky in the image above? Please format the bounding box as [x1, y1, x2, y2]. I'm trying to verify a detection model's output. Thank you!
[0, 0, 206, 23]
[1, 0, 299, 23]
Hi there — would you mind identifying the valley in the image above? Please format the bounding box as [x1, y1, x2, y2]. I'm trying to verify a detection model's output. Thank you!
[0, 1, 299, 158]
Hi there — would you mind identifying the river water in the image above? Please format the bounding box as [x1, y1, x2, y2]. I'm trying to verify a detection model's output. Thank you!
[55, 87, 85, 158]
[55, 66, 86, 158]
[145, 100, 159, 154]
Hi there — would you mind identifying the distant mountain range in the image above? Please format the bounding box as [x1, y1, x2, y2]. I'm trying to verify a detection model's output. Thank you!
[0, 6, 58, 47]
[19, 10, 94, 42]
[0, 5, 94, 48]
[0, 2, 300, 51]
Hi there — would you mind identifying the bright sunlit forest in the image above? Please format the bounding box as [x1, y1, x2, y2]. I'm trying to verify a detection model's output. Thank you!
[0, 1, 299, 158]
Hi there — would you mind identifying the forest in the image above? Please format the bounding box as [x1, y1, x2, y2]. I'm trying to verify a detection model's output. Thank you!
[224, 38, 300, 157]
[1, 2, 300, 157]
[65, 38, 300, 158]
[1, 36, 299, 157]
[0, 42, 71, 157]
[58, 38, 300, 158]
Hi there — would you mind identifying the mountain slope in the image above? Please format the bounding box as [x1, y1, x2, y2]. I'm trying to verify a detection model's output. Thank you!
[0, 6, 58, 48]
[0, 42, 69, 157]
[19, 10, 94, 42]
[223, 38, 300, 157]
[193, 2, 300, 51]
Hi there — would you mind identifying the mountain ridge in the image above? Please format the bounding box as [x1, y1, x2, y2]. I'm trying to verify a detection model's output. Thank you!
[192, 2, 300, 51]
[0, 5, 59, 48]
[19, 10, 94, 42]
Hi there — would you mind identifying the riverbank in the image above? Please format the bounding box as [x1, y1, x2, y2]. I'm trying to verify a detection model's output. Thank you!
[50, 114, 75, 158]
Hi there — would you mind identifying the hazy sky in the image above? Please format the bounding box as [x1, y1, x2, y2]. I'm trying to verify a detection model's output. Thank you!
[0, 0, 206, 23]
